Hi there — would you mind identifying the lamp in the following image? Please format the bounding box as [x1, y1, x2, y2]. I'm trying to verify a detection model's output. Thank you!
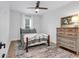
[71, 15, 79, 27]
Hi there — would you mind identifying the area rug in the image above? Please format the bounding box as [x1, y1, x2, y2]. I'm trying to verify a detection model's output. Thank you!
[14, 42, 78, 58]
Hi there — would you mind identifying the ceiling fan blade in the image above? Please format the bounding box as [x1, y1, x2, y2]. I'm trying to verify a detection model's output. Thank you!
[39, 7, 48, 10]
[27, 7, 35, 9]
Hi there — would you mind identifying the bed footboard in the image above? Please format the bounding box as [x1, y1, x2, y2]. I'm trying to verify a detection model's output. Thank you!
[25, 35, 50, 52]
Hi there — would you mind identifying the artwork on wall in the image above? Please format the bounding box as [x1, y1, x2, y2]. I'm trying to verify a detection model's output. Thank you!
[61, 16, 73, 26]
[61, 15, 79, 27]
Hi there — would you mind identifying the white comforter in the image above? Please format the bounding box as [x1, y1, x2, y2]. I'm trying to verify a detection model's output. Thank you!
[24, 33, 48, 42]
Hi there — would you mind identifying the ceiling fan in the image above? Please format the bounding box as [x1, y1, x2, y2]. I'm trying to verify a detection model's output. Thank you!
[27, 1, 48, 13]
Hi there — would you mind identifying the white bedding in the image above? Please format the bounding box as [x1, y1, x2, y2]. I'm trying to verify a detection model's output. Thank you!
[24, 33, 48, 42]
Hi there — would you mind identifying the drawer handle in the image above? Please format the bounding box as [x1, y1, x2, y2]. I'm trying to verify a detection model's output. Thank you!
[60, 30, 63, 31]
[68, 30, 72, 31]
[67, 34, 72, 35]
[59, 33, 63, 34]
[68, 34, 72, 35]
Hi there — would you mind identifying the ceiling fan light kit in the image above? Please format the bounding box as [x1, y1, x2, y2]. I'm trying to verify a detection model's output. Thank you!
[35, 8, 40, 13]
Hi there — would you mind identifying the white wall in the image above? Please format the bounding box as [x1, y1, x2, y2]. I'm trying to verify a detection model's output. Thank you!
[40, 11, 60, 43]
[32, 15, 43, 33]
[0, 2, 10, 57]
[9, 10, 22, 41]
[41, 2, 79, 43]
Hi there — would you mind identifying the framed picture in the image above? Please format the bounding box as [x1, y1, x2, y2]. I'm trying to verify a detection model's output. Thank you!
[61, 15, 74, 27]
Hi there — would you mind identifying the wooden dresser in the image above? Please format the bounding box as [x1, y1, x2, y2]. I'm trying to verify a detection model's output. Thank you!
[57, 27, 79, 54]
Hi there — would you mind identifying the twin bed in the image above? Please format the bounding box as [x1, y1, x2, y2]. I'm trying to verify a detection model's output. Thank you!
[20, 28, 50, 52]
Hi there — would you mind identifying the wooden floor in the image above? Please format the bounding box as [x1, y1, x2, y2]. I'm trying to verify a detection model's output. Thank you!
[7, 41, 17, 58]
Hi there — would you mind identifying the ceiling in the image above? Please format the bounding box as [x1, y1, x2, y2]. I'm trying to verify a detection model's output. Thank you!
[9, 1, 71, 15]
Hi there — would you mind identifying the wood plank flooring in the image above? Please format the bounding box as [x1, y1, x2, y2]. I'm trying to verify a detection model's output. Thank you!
[7, 41, 17, 58]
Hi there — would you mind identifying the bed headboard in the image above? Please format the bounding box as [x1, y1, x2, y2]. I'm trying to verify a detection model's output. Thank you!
[20, 28, 37, 34]
[20, 28, 37, 48]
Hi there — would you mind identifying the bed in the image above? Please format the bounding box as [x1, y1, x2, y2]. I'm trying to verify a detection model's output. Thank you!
[20, 28, 50, 52]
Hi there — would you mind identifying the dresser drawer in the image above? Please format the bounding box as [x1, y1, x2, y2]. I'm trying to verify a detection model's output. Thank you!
[58, 41, 76, 51]
[57, 36, 76, 41]
[65, 28, 76, 32]
[58, 37, 76, 46]
[57, 32, 64, 36]
[65, 32, 77, 38]
[57, 28, 65, 32]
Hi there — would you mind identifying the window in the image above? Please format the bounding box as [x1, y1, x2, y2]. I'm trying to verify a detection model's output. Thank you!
[25, 19, 30, 29]
[24, 15, 32, 29]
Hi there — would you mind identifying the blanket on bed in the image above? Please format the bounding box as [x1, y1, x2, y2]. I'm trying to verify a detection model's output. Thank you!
[23, 33, 48, 43]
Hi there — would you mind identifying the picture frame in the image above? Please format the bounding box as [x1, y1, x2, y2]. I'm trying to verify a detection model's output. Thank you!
[61, 15, 74, 27]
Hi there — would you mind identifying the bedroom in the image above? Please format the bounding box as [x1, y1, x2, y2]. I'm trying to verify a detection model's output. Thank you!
[0, 0, 79, 58]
